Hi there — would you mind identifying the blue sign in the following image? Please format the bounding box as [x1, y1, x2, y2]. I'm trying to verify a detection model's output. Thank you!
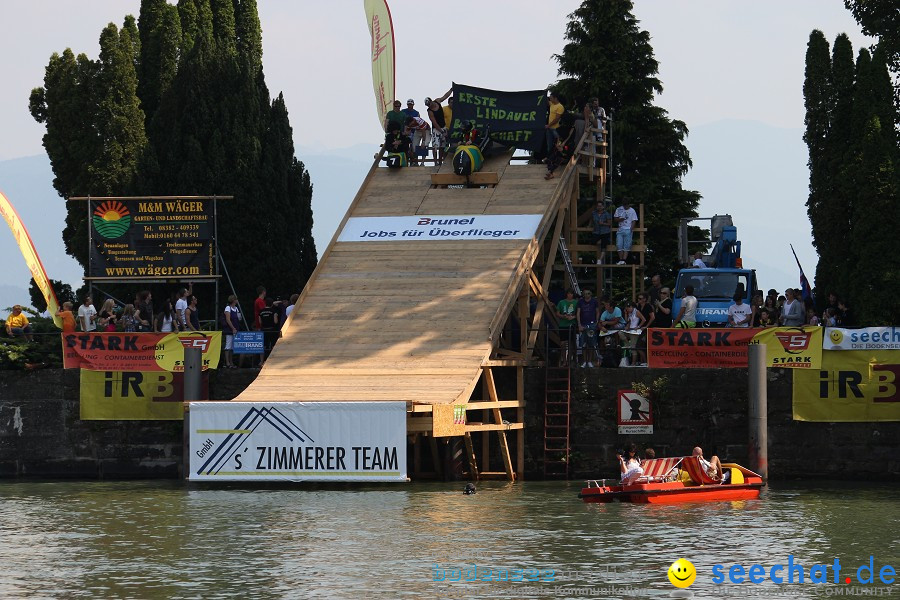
[233, 331, 264, 354]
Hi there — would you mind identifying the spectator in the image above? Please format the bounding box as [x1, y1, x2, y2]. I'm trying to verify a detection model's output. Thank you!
[781, 288, 805, 326]
[427, 92, 452, 165]
[136, 290, 154, 332]
[56, 302, 76, 333]
[555, 289, 578, 366]
[654, 287, 674, 327]
[619, 302, 646, 364]
[258, 297, 279, 364]
[764, 295, 777, 315]
[285, 293, 300, 318]
[184, 296, 200, 331]
[592, 201, 612, 264]
[442, 97, 453, 137]
[545, 92, 564, 153]
[823, 307, 837, 327]
[635, 293, 655, 365]
[613, 199, 638, 265]
[751, 292, 764, 326]
[648, 274, 662, 304]
[156, 299, 177, 333]
[590, 97, 607, 142]
[727, 293, 753, 327]
[254, 286, 267, 330]
[120, 304, 138, 332]
[759, 309, 776, 327]
[97, 299, 118, 332]
[674, 285, 698, 328]
[837, 300, 853, 326]
[223, 295, 240, 369]
[273, 296, 287, 329]
[805, 298, 820, 326]
[544, 138, 566, 180]
[384, 121, 411, 167]
[78, 296, 97, 332]
[825, 292, 841, 319]
[405, 116, 431, 164]
[600, 299, 626, 333]
[402, 99, 419, 119]
[692, 251, 707, 268]
[384, 100, 405, 131]
[175, 285, 192, 331]
[5, 305, 34, 341]
[576, 289, 600, 368]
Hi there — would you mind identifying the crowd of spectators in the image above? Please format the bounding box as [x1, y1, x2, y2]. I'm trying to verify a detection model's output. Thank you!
[2, 282, 302, 370]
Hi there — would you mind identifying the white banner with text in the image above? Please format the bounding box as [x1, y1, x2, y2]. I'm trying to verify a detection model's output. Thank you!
[824, 327, 900, 351]
[189, 402, 407, 482]
[337, 215, 542, 242]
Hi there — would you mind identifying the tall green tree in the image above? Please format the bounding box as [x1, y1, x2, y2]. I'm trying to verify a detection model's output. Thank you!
[553, 0, 701, 278]
[844, 0, 900, 92]
[30, 0, 317, 302]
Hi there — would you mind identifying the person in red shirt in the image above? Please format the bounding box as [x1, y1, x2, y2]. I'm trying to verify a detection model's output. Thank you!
[254, 286, 267, 330]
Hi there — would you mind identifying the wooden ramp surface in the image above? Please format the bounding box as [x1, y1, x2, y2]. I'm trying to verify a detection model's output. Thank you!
[234, 151, 564, 404]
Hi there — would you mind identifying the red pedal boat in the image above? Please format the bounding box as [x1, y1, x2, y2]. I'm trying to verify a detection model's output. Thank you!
[579, 456, 765, 504]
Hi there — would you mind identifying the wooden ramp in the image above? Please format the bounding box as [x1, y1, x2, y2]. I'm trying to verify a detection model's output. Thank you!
[233, 149, 572, 405]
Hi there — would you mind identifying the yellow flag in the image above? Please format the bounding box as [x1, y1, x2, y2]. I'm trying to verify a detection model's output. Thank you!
[793, 350, 900, 421]
[0, 189, 62, 328]
[364, 0, 395, 130]
[752, 327, 822, 369]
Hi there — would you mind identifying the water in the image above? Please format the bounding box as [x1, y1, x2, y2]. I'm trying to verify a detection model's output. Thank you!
[0, 481, 898, 599]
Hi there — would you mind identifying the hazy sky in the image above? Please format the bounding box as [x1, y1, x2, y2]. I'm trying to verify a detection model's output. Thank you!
[0, 1, 873, 300]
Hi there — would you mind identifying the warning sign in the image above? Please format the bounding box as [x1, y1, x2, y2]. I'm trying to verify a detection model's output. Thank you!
[617, 390, 653, 434]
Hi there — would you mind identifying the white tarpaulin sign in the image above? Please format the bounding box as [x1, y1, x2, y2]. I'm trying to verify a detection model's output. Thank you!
[824, 327, 900, 351]
[189, 402, 407, 482]
[337, 215, 542, 242]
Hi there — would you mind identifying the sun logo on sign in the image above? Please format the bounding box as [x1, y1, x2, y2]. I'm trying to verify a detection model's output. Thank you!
[92, 201, 131, 239]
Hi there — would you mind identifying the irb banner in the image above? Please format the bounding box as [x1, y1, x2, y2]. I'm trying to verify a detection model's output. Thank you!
[189, 402, 407, 482]
[752, 327, 823, 369]
[793, 350, 900, 422]
[79, 370, 209, 420]
[63, 331, 221, 371]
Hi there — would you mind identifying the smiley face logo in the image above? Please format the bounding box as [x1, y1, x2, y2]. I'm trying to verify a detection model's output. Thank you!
[829, 329, 843, 345]
[667, 559, 696, 588]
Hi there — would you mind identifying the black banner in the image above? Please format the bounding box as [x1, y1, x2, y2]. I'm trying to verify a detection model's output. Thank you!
[450, 83, 548, 152]
[88, 198, 215, 279]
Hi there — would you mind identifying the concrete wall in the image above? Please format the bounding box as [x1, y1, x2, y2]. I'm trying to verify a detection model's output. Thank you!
[3, 368, 898, 480]
[524, 368, 900, 481]
[0, 369, 256, 479]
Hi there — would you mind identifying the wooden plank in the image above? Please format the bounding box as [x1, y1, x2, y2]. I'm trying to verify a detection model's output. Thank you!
[463, 432, 479, 480]
[483, 368, 515, 481]
[464, 423, 524, 432]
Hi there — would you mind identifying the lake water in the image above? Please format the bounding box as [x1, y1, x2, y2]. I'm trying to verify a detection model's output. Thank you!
[0, 480, 898, 599]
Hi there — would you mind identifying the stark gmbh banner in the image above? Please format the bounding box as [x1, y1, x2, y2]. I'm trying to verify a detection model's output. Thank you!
[63, 332, 222, 371]
[647, 328, 760, 368]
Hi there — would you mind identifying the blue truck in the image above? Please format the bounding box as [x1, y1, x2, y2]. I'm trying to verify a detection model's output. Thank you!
[672, 216, 758, 327]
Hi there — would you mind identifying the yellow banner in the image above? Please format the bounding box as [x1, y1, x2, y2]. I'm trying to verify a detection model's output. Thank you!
[364, 0, 395, 129]
[793, 350, 900, 421]
[752, 327, 822, 369]
[79, 369, 208, 420]
[0, 189, 62, 328]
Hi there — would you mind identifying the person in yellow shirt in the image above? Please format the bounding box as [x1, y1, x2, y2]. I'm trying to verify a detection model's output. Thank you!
[5, 305, 34, 341]
[545, 92, 565, 154]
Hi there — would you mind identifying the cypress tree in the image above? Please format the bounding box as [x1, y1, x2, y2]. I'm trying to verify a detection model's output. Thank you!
[553, 0, 700, 278]
[803, 31, 835, 299]
[31, 0, 317, 300]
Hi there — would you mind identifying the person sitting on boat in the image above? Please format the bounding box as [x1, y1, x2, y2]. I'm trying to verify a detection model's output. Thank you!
[617, 443, 643, 485]
[692, 446, 726, 482]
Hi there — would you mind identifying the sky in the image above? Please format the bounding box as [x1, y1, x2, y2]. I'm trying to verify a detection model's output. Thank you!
[0, 0, 875, 309]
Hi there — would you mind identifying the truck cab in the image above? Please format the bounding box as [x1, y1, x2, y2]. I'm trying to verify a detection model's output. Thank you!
[673, 216, 758, 327]
[673, 268, 757, 326]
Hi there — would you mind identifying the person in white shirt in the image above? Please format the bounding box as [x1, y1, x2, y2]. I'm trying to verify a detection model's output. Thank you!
[613, 200, 638, 265]
[727, 294, 753, 328]
[174, 284, 192, 331]
[77, 296, 97, 332]
[692, 251, 707, 268]
[675, 285, 698, 328]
